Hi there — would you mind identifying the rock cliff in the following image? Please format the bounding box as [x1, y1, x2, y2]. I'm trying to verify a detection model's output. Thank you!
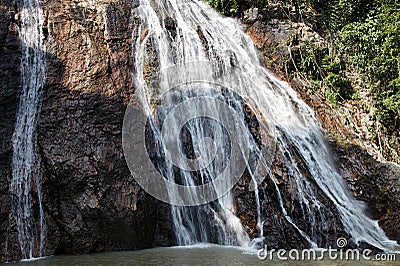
[0, 0, 399, 262]
[242, 4, 400, 247]
[0, 0, 175, 262]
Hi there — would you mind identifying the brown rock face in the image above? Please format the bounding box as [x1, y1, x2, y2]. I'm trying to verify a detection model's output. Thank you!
[0, 0, 21, 262]
[240, 5, 400, 246]
[1, 0, 399, 263]
[37, 0, 176, 258]
[0, 0, 174, 262]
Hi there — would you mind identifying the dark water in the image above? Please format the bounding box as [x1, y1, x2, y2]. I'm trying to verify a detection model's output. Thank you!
[5, 245, 399, 265]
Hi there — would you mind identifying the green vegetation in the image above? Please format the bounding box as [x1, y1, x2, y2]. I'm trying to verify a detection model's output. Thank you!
[338, 4, 400, 127]
[207, 0, 240, 15]
[206, 0, 268, 16]
[208, 0, 400, 162]
[315, 0, 400, 160]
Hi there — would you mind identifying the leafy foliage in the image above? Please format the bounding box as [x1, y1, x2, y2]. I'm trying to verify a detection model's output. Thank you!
[321, 55, 353, 104]
[311, 0, 376, 31]
[207, 0, 268, 16]
[207, 0, 239, 16]
[339, 3, 400, 126]
[207, 0, 400, 161]
[289, 41, 327, 80]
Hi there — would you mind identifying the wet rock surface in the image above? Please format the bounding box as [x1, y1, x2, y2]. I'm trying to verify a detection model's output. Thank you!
[0, 0, 399, 263]
[0, 0, 174, 262]
[0, 0, 21, 262]
[240, 4, 400, 246]
[235, 105, 350, 250]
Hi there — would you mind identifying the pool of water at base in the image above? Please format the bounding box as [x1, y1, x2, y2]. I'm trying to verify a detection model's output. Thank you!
[4, 244, 399, 265]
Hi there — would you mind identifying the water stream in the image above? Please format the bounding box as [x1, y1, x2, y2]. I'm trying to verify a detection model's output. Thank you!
[6, 0, 398, 262]
[132, 0, 398, 251]
[10, 0, 47, 260]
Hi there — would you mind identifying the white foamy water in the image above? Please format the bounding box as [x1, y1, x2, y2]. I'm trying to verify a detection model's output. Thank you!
[131, 0, 398, 252]
[10, 0, 47, 260]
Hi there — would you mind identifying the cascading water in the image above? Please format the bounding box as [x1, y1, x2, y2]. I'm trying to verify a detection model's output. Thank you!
[9, 0, 47, 260]
[130, 0, 398, 251]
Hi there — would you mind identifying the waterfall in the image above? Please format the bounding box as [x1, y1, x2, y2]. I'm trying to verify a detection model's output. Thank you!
[10, 0, 47, 259]
[126, 0, 398, 251]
